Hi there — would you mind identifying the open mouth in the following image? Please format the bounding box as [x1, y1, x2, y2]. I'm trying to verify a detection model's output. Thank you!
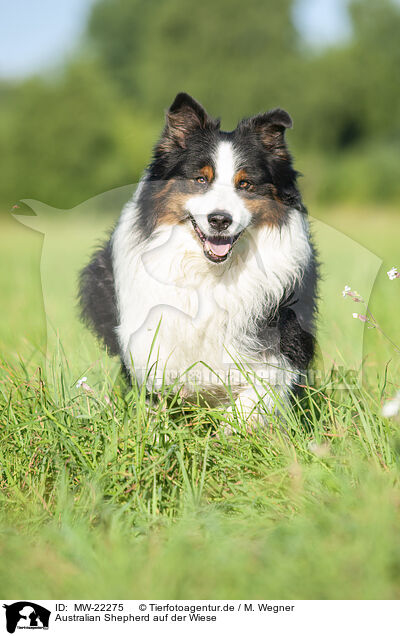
[188, 215, 243, 263]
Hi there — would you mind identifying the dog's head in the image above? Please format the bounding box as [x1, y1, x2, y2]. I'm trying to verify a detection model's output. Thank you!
[137, 92, 301, 264]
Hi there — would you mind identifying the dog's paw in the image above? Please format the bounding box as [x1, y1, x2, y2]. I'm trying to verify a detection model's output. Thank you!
[219, 385, 289, 436]
[222, 397, 266, 435]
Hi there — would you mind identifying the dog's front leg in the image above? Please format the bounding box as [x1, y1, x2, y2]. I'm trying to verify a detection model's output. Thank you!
[224, 384, 279, 434]
[223, 357, 299, 434]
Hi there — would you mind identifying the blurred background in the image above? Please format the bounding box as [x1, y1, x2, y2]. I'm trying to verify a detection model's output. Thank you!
[1, 0, 400, 211]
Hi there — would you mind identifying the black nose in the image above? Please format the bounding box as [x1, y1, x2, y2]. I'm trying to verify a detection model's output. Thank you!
[207, 211, 233, 232]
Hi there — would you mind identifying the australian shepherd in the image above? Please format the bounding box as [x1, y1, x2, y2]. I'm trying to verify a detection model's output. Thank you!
[79, 93, 317, 425]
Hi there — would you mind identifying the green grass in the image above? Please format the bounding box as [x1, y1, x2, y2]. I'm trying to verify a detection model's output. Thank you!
[0, 206, 400, 599]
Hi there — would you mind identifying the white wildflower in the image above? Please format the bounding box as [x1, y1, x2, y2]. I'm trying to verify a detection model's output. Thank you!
[308, 441, 330, 457]
[342, 285, 363, 302]
[382, 391, 400, 418]
[387, 267, 399, 280]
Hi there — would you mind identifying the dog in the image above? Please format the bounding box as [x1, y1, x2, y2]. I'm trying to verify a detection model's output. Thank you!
[79, 92, 317, 424]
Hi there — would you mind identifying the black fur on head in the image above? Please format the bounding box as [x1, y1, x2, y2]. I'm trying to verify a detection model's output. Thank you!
[135, 93, 301, 239]
[149, 92, 221, 180]
[233, 108, 300, 210]
[136, 93, 222, 238]
[162, 92, 220, 150]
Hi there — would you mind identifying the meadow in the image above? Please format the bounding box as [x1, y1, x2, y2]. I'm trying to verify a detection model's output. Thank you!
[0, 204, 399, 599]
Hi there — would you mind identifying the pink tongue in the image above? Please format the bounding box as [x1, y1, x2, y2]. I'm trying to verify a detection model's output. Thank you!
[205, 239, 232, 257]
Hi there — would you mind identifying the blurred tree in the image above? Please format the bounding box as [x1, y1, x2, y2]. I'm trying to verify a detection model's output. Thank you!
[88, 0, 300, 126]
[0, 62, 158, 208]
[350, 0, 400, 140]
[294, 0, 400, 151]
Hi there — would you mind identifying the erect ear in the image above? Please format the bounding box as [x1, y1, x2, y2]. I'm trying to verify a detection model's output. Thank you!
[245, 108, 293, 157]
[162, 92, 217, 149]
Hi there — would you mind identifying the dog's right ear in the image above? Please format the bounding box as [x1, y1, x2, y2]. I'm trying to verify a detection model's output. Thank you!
[160, 93, 217, 150]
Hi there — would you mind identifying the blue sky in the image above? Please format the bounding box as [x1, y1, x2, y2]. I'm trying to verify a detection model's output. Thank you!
[0, 0, 351, 79]
[0, 0, 96, 78]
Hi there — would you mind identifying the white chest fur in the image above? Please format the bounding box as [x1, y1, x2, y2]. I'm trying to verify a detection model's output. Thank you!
[112, 197, 311, 393]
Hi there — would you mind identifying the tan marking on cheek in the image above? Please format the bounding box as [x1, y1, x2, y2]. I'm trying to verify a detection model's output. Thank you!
[154, 188, 193, 226]
[200, 165, 214, 182]
[246, 192, 287, 228]
[153, 179, 174, 201]
[234, 169, 249, 188]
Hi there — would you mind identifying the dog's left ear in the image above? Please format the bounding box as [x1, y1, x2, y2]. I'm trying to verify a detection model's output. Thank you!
[242, 108, 293, 157]
[162, 93, 217, 150]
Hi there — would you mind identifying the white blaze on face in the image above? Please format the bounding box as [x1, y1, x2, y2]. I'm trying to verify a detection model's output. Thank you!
[214, 140, 236, 185]
[186, 141, 251, 238]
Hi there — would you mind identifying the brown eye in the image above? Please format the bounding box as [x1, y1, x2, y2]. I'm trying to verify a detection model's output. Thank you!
[196, 176, 208, 184]
[238, 180, 251, 190]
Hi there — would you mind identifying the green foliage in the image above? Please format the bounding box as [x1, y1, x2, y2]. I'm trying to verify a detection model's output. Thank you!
[1, 344, 400, 598]
[87, 0, 400, 147]
[300, 144, 400, 205]
[293, 0, 400, 153]
[0, 62, 159, 208]
[0, 0, 400, 206]
[88, 0, 299, 125]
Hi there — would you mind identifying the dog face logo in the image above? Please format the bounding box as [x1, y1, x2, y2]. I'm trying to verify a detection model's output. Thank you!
[2, 602, 51, 633]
